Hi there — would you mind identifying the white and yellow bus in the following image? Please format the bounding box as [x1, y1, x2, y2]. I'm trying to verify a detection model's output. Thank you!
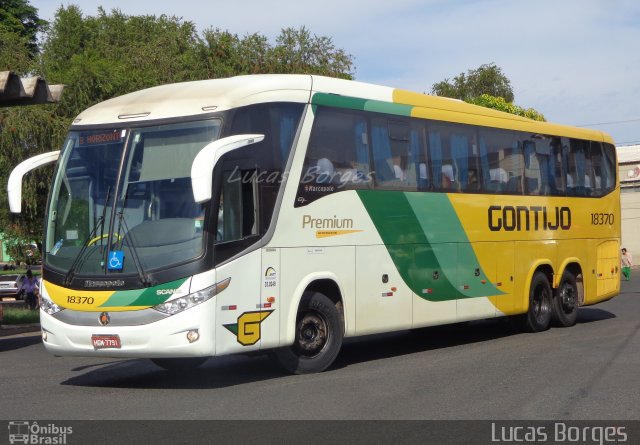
[8, 75, 620, 373]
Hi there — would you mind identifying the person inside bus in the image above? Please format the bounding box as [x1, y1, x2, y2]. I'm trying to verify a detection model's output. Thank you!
[466, 168, 479, 191]
[315, 157, 335, 183]
[441, 164, 457, 190]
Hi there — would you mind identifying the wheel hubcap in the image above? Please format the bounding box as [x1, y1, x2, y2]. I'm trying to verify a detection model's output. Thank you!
[296, 312, 328, 357]
[560, 285, 576, 313]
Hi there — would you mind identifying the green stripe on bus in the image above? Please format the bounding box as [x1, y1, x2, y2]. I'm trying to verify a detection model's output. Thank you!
[311, 93, 413, 117]
[98, 278, 188, 307]
[357, 190, 502, 301]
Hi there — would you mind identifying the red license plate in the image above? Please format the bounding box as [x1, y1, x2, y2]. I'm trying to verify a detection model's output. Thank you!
[91, 334, 121, 349]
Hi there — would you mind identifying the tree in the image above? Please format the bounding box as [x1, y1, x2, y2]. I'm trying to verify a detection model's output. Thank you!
[431, 63, 545, 121]
[0, 0, 47, 60]
[468, 94, 545, 122]
[197, 26, 353, 79]
[270, 27, 353, 79]
[432, 63, 514, 102]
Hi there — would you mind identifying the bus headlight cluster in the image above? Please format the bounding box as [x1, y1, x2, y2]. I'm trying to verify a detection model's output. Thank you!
[40, 294, 63, 315]
[153, 277, 230, 316]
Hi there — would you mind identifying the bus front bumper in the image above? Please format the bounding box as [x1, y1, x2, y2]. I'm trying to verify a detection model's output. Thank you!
[39, 300, 216, 358]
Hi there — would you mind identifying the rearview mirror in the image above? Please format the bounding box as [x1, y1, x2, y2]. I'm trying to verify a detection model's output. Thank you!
[8, 150, 60, 213]
[191, 134, 264, 203]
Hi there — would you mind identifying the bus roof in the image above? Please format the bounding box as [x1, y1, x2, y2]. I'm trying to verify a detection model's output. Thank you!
[72, 74, 614, 144]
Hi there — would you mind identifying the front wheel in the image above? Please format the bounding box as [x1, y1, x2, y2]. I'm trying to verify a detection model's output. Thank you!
[518, 271, 552, 332]
[551, 270, 579, 327]
[275, 292, 343, 374]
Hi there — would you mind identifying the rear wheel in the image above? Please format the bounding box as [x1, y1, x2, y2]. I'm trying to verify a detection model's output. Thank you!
[150, 357, 207, 371]
[551, 270, 578, 327]
[275, 292, 343, 374]
[519, 271, 552, 332]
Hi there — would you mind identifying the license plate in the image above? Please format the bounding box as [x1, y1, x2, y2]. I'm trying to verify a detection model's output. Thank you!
[91, 334, 121, 349]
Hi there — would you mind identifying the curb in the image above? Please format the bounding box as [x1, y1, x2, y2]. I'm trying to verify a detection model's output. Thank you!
[0, 323, 41, 337]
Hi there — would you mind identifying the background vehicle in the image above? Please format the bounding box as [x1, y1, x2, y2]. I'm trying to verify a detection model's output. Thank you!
[7, 75, 620, 374]
[0, 274, 25, 300]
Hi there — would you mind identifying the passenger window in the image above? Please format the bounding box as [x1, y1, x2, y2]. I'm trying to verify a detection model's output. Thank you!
[601, 143, 617, 192]
[371, 118, 418, 190]
[567, 139, 590, 196]
[523, 136, 560, 196]
[478, 129, 523, 194]
[296, 108, 372, 207]
[429, 123, 478, 192]
[550, 137, 567, 195]
[589, 141, 615, 196]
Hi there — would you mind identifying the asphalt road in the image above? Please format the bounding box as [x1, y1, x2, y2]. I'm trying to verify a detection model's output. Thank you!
[1, 280, 639, 421]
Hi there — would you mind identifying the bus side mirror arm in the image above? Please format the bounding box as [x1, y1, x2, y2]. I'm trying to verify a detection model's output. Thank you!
[191, 134, 264, 203]
[8, 150, 60, 213]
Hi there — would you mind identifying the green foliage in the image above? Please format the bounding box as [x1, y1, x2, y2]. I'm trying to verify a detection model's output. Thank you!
[432, 63, 545, 121]
[432, 63, 514, 103]
[197, 26, 353, 79]
[1, 306, 40, 324]
[0, 28, 34, 73]
[0, 0, 47, 59]
[468, 94, 546, 121]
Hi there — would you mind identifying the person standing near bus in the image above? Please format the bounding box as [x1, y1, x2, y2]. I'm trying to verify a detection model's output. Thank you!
[18, 269, 40, 310]
[621, 248, 633, 281]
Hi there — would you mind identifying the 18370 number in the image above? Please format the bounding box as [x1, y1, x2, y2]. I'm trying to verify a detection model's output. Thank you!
[67, 295, 95, 304]
[591, 213, 614, 225]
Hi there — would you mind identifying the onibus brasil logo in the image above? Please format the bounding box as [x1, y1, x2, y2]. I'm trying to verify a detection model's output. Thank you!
[8, 421, 73, 444]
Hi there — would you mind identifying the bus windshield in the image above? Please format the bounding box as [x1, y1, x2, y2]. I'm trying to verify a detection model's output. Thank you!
[45, 120, 221, 277]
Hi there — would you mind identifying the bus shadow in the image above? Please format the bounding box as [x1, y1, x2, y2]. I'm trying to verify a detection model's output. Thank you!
[61, 308, 617, 389]
[333, 319, 516, 370]
[61, 353, 284, 389]
[0, 333, 42, 352]
[576, 307, 616, 324]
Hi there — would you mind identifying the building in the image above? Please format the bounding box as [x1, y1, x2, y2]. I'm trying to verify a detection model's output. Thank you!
[618, 144, 640, 257]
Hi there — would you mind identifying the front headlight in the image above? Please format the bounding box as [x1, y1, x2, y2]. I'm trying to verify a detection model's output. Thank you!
[40, 293, 63, 315]
[152, 277, 230, 315]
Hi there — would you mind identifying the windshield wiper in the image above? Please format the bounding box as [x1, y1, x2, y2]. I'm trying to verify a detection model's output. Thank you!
[62, 187, 112, 286]
[113, 189, 152, 287]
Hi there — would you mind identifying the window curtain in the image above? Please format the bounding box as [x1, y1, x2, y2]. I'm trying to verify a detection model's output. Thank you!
[451, 134, 468, 185]
[479, 137, 490, 188]
[371, 123, 394, 182]
[429, 132, 442, 187]
[279, 113, 298, 168]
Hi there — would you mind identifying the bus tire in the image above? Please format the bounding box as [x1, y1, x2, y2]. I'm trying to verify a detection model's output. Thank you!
[551, 270, 578, 327]
[520, 271, 552, 332]
[150, 357, 207, 371]
[275, 291, 343, 374]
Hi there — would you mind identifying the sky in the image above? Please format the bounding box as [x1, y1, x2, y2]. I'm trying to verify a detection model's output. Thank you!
[34, 0, 640, 146]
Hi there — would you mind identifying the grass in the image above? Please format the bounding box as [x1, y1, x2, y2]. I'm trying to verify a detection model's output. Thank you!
[1, 306, 40, 325]
[0, 268, 41, 276]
